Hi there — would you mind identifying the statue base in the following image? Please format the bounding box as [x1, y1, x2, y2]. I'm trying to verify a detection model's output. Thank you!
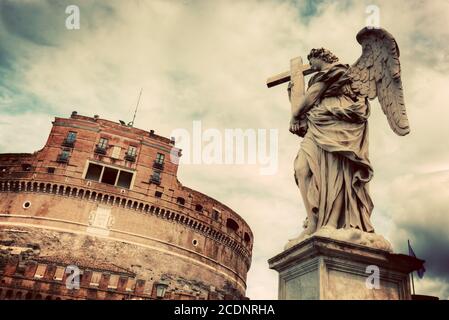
[284, 226, 394, 252]
[268, 236, 424, 300]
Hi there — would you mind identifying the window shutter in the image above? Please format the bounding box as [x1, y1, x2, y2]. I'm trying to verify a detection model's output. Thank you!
[111, 146, 121, 159]
[34, 264, 47, 278]
[53, 266, 65, 281]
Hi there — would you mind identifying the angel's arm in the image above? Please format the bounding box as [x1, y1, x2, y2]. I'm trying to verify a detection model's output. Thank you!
[291, 82, 326, 119]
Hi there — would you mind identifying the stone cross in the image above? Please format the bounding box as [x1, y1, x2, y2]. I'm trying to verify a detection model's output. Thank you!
[266, 56, 314, 88]
[266, 56, 314, 114]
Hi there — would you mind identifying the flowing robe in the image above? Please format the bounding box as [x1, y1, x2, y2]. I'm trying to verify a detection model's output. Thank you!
[298, 64, 374, 232]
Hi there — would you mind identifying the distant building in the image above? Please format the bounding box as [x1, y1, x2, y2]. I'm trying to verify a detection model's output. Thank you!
[0, 112, 253, 300]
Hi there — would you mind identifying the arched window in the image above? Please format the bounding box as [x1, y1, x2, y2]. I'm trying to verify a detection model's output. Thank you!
[244, 232, 251, 243]
[176, 197, 185, 206]
[226, 218, 239, 232]
[212, 209, 220, 221]
[5, 289, 13, 300]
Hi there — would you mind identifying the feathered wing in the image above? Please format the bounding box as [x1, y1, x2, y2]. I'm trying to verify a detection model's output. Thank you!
[347, 27, 410, 136]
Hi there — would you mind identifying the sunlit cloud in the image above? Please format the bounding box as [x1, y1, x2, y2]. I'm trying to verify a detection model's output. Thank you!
[0, 0, 448, 299]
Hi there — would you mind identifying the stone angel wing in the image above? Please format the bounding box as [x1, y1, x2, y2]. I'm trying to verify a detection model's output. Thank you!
[347, 27, 410, 136]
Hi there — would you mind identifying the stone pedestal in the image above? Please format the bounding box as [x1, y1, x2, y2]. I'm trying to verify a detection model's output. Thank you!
[268, 236, 424, 300]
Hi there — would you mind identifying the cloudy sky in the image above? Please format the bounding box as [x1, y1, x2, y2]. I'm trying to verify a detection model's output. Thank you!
[1, 0, 448, 299]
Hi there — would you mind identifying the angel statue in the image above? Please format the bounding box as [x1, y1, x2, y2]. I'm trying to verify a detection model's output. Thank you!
[267, 27, 410, 249]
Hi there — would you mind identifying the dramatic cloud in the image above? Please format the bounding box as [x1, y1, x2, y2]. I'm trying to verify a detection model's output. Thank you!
[0, 0, 448, 299]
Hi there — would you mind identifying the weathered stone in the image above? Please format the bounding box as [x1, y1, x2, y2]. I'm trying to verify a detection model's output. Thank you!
[269, 236, 424, 300]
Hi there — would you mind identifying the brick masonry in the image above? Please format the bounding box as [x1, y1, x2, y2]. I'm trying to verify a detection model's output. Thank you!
[0, 112, 253, 300]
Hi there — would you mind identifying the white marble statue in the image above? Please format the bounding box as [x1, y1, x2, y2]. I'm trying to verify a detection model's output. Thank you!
[268, 27, 409, 250]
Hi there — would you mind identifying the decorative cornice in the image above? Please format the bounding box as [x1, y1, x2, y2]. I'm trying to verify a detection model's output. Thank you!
[0, 179, 252, 268]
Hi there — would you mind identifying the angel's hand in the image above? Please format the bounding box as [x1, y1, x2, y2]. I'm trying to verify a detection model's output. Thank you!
[289, 117, 301, 134]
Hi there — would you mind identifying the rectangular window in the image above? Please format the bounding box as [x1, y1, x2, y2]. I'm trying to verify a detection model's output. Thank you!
[98, 138, 108, 149]
[153, 153, 165, 170]
[126, 278, 136, 292]
[90, 271, 102, 286]
[155, 191, 163, 198]
[127, 146, 137, 157]
[151, 170, 161, 184]
[156, 153, 165, 164]
[125, 145, 137, 162]
[34, 264, 47, 279]
[63, 132, 77, 147]
[67, 131, 77, 142]
[108, 274, 119, 289]
[53, 266, 65, 281]
[57, 149, 70, 163]
[117, 171, 133, 189]
[61, 149, 70, 159]
[101, 167, 119, 185]
[47, 167, 55, 174]
[84, 162, 134, 189]
[95, 138, 108, 155]
[85, 163, 103, 181]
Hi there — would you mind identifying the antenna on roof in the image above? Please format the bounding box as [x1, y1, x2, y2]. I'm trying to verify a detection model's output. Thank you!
[128, 88, 143, 127]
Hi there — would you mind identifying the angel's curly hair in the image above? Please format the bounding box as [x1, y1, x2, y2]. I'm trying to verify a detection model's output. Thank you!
[307, 48, 339, 64]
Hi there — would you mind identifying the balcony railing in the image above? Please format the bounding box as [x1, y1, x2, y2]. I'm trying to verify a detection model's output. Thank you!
[153, 161, 164, 170]
[150, 175, 161, 185]
[62, 139, 76, 148]
[56, 154, 70, 163]
[94, 145, 107, 155]
[124, 153, 136, 162]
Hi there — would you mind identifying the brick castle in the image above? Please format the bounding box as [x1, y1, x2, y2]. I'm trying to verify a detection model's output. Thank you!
[0, 111, 253, 300]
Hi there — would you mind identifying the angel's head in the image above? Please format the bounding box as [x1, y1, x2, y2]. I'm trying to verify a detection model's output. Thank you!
[307, 48, 339, 71]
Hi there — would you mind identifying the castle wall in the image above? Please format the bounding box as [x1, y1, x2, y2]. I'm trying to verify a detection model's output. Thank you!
[0, 113, 253, 300]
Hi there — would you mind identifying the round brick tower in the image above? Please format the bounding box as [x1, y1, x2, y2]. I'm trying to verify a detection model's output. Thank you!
[0, 112, 253, 300]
